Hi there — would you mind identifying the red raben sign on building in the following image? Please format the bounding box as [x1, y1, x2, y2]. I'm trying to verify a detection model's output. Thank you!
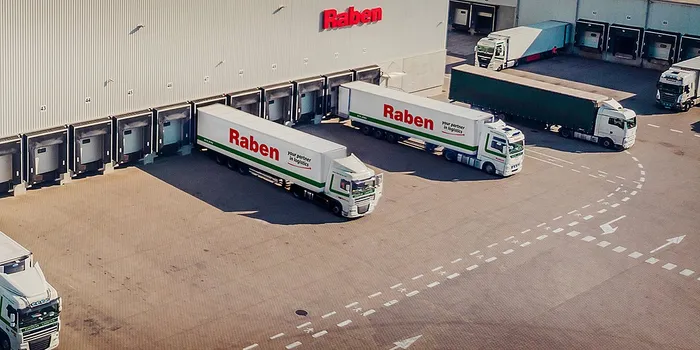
[322, 6, 383, 30]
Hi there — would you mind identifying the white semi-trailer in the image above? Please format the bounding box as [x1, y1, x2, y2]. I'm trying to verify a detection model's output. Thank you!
[338, 81, 524, 177]
[196, 104, 383, 218]
[0, 231, 61, 350]
[656, 55, 700, 112]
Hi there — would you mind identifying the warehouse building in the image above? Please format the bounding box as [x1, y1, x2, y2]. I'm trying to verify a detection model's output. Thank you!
[0, 0, 449, 195]
[516, 0, 700, 68]
[448, 0, 518, 34]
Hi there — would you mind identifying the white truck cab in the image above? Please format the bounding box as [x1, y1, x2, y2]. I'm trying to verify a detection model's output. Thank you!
[656, 61, 699, 112]
[588, 100, 637, 149]
[326, 154, 383, 218]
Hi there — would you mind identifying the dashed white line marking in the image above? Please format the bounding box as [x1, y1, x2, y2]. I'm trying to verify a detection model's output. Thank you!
[695, 134, 700, 138]
[662, 263, 677, 271]
[581, 165, 591, 170]
[581, 204, 591, 209]
[447, 273, 460, 279]
[680, 269, 695, 277]
[606, 179, 616, 184]
[487, 243, 498, 248]
[628, 252, 643, 259]
[521, 229, 531, 234]
[645, 258, 659, 264]
[345, 302, 359, 309]
[520, 242, 531, 247]
[631, 191, 638, 196]
[616, 176, 626, 180]
[624, 150, 631, 154]
[537, 223, 547, 227]
[369, 292, 382, 299]
[427, 282, 440, 288]
[286, 341, 302, 349]
[504, 236, 515, 241]
[451, 258, 462, 264]
[536, 235, 548, 240]
[384, 300, 398, 307]
[598, 209, 607, 214]
[613, 246, 627, 253]
[611, 203, 620, 208]
[638, 164, 644, 169]
[568, 221, 579, 227]
[597, 241, 611, 247]
[312, 330, 328, 338]
[466, 264, 479, 271]
[588, 174, 599, 179]
[598, 170, 608, 175]
[632, 156, 639, 161]
[390, 283, 402, 290]
[637, 184, 643, 189]
[640, 170, 646, 176]
[597, 199, 605, 203]
[243, 344, 259, 350]
[622, 197, 629, 202]
[553, 228, 564, 233]
[503, 249, 514, 255]
[431, 266, 443, 272]
[470, 250, 481, 256]
[485, 257, 497, 263]
[647, 124, 660, 128]
[337, 320, 352, 327]
[526, 155, 564, 167]
[607, 193, 615, 198]
[322, 312, 336, 319]
[567, 231, 581, 237]
[270, 333, 285, 340]
[406, 290, 420, 297]
[362, 309, 376, 316]
[571, 169, 581, 173]
[670, 129, 683, 133]
[527, 150, 574, 164]
[615, 187, 621, 192]
[582, 236, 596, 242]
[412, 274, 423, 280]
[297, 322, 312, 329]
[568, 210, 578, 214]
[583, 215, 594, 220]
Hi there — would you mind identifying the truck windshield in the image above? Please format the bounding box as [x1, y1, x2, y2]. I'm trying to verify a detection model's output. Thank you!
[19, 300, 59, 329]
[508, 141, 524, 155]
[625, 117, 637, 129]
[657, 82, 682, 94]
[477, 44, 494, 55]
[352, 178, 375, 197]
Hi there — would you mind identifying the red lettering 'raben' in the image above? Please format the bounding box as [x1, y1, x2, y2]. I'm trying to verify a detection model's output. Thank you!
[383, 104, 434, 130]
[323, 7, 383, 30]
[229, 128, 279, 161]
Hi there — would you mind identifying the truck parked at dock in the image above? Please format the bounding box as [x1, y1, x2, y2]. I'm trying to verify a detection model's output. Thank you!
[338, 81, 524, 177]
[196, 104, 383, 218]
[656, 55, 700, 112]
[449, 64, 637, 150]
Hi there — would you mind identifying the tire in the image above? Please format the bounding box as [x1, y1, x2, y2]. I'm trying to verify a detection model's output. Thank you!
[215, 154, 225, 165]
[373, 129, 384, 140]
[237, 164, 250, 175]
[226, 159, 238, 171]
[560, 128, 572, 138]
[425, 143, 437, 153]
[601, 138, 614, 149]
[496, 65, 502, 71]
[330, 201, 343, 217]
[360, 124, 372, 136]
[483, 162, 496, 175]
[385, 132, 398, 144]
[681, 103, 690, 112]
[443, 149, 457, 162]
[291, 185, 304, 199]
[0, 335, 10, 350]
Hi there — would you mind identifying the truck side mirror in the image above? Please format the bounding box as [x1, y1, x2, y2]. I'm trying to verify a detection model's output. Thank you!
[685, 86, 691, 93]
[8, 313, 15, 327]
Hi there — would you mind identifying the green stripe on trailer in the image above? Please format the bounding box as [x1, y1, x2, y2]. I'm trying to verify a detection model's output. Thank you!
[197, 136, 326, 189]
[349, 112, 478, 152]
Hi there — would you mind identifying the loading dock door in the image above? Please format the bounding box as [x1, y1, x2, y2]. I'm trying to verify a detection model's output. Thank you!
[70, 118, 112, 176]
[679, 35, 700, 61]
[227, 89, 262, 117]
[607, 25, 642, 60]
[24, 127, 68, 187]
[0, 136, 22, 193]
[471, 4, 495, 34]
[575, 20, 607, 52]
[353, 65, 381, 85]
[153, 104, 191, 154]
[113, 111, 152, 166]
[323, 71, 354, 118]
[453, 7, 469, 26]
[191, 96, 227, 141]
[293, 77, 325, 125]
[262, 83, 294, 126]
[642, 30, 679, 63]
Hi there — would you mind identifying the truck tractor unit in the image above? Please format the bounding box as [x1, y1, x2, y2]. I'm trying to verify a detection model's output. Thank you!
[656, 55, 700, 112]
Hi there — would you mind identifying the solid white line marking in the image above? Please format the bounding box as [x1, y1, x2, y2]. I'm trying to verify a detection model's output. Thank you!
[662, 263, 677, 271]
[312, 330, 328, 338]
[582, 204, 591, 209]
[431, 266, 443, 272]
[582, 236, 596, 242]
[553, 216, 563, 221]
[581, 165, 591, 169]
[568, 210, 579, 214]
[270, 333, 285, 340]
[390, 283, 402, 290]
[451, 258, 462, 264]
[631, 191, 638, 196]
[527, 149, 574, 164]
[647, 124, 660, 128]
[521, 229, 531, 234]
[243, 344, 259, 350]
[537, 222, 546, 227]
[645, 258, 659, 264]
[628, 252, 643, 259]
[616, 176, 626, 180]
[345, 302, 359, 308]
[611, 203, 620, 208]
[583, 215, 594, 220]
[337, 320, 352, 327]
[447, 273, 460, 279]
[362, 309, 376, 316]
[427, 282, 440, 288]
[286, 341, 302, 349]
[470, 250, 481, 256]
[466, 264, 479, 271]
[526, 155, 564, 167]
[622, 197, 630, 202]
[553, 228, 564, 233]
[322, 312, 336, 319]
[567, 231, 581, 237]
[606, 180, 616, 184]
[520, 242, 531, 247]
[632, 156, 639, 161]
[504, 236, 515, 241]
[607, 193, 615, 198]
[597, 241, 611, 247]
[412, 274, 423, 280]
[487, 243, 498, 248]
[568, 221, 579, 227]
[670, 129, 683, 133]
[680, 269, 695, 277]
[571, 169, 581, 173]
[384, 300, 398, 307]
[406, 290, 420, 297]
[503, 249, 514, 255]
[485, 257, 497, 263]
[369, 292, 382, 299]
[613, 246, 627, 253]
[297, 322, 312, 329]
[537, 235, 548, 240]
[598, 209, 607, 214]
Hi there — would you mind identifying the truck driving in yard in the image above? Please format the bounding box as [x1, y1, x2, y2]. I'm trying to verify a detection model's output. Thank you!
[338, 81, 524, 177]
[0, 231, 61, 350]
[475, 20, 572, 71]
[449, 64, 637, 150]
[656, 55, 700, 111]
[196, 104, 383, 218]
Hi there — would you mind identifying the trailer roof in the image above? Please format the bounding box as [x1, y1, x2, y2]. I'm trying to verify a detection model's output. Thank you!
[341, 81, 494, 122]
[490, 20, 568, 36]
[198, 104, 346, 154]
[452, 64, 610, 104]
[0, 231, 31, 262]
[673, 55, 700, 70]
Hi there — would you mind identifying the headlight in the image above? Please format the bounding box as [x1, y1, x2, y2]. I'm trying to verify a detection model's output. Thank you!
[656, 90, 660, 100]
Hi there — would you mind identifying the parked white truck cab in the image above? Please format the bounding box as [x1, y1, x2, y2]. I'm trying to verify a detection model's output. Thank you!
[0, 231, 61, 350]
[338, 81, 524, 177]
[656, 55, 700, 112]
[196, 104, 383, 218]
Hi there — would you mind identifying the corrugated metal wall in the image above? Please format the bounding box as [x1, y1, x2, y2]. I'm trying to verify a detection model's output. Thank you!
[517, 0, 577, 26]
[577, 0, 648, 27]
[648, 1, 700, 34]
[0, 0, 448, 137]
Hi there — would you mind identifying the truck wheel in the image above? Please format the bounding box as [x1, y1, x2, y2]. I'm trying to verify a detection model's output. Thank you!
[601, 138, 614, 149]
[681, 103, 690, 112]
[330, 201, 343, 217]
[360, 124, 372, 136]
[237, 164, 250, 175]
[385, 132, 399, 144]
[0, 334, 10, 350]
[373, 129, 385, 140]
[291, 185, 304, 199]
[215, 154, 226, 165]
[483, 162, 496, 175]
[226, 158, 238, 171]
[559, 128, 572, 138]
[443, 149, 457, 162]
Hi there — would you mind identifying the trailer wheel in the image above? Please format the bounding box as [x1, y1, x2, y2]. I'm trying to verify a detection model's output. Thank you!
[226, 158, 238, 171]
[360, 124, 373, 136]
[291, 185, 304, 199]
[373, 129, 385, 140]
[601, 138, 614, 149]
[559, 128, 572, 138]
[215, 154, 226, 165]
[330, 201, 343, 217]
[385, 132, 399, 144]
[0, 334, 9, 350]
[443, 149, 457, 162]
[483, 162, 496, 175]
[237, 164, 250, 175]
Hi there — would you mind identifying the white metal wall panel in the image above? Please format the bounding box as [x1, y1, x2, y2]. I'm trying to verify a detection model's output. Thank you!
[578, 0, 648, 27]
[0, 0, 448, 138]
[648, 1, 700, 35]
[517, 0, 577, 26]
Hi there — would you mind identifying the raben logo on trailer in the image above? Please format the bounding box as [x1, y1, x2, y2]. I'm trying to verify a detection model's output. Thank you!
[229, 128, 280, 161]
[383, 104, 435, 130]
[322, 7, 383, 30]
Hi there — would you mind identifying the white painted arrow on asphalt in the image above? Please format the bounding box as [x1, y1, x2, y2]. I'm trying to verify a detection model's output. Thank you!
[390, 335, 423, 349]
[600, 215, 626, 235]
[650, 235, 686, 254]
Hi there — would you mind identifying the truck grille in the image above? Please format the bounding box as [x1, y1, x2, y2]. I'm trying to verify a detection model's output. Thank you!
[24, 322, 58, 341]
[358, 204, 370, 214]
[660, 92, 678, 104]
[29, 335, 51, 350]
